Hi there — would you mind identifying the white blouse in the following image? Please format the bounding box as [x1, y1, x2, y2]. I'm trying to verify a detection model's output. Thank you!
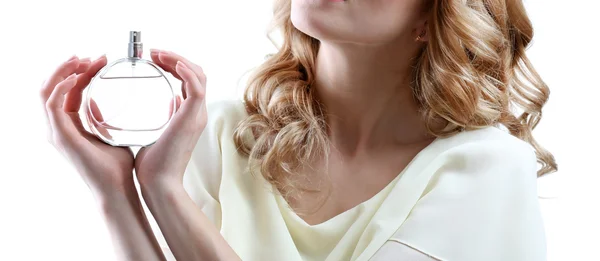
[151, 100, 546, 261]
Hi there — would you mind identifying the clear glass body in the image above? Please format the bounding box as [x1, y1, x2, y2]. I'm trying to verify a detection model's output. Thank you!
[84, 57, 176, 147]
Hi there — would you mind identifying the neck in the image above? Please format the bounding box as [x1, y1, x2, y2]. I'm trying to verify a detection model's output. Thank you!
[314, 41, 431, 155]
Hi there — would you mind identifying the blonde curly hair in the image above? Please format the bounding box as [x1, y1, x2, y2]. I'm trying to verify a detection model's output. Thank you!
[233, 0, 557, 196]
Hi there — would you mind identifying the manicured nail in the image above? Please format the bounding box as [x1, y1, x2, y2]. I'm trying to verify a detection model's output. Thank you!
[66, 56, 79, 64]
[80, 57, 91, 63]
[68, 55, 78, 61]
[177, 61, 187, 68]
[150, 48, 160, 53]
[94, 54, 106, 61]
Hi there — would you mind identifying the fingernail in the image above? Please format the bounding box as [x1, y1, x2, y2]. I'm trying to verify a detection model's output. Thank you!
[150, 48, 160, 53]
[66, 73, 77, 80]
[177, 61, 187, 68]
[68, 55, 78, 61]
[80, 57, 91, 63]
[96, 54, 107, 60]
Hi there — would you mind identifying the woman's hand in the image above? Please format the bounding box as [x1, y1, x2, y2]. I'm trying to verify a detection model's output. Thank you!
[40, 55, 135, 197]
[42, 55, 170, 261]
[134, 50, 240, 260]
[135, 49, 208, 189]
[135, 50, 240, 260]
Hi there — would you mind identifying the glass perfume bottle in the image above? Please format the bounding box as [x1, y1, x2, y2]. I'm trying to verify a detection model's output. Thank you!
[84, 31, 176, 147]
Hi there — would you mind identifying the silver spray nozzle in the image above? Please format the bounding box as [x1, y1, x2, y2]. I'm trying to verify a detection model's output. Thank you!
[128, 31, 143, 58]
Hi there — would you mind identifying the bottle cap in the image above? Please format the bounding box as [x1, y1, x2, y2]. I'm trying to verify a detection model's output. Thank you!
[128, 31, 143, 58]
[130, 31, 141, 43]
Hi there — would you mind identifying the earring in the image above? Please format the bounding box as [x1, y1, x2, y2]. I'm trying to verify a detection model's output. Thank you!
[415, 31, 426, 42]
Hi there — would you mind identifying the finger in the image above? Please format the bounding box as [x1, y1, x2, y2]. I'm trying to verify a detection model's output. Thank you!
[89, 98, 105, 122]
[158, 51, 204, 81]
[156, 62, 206, 144]
[155, 63, 205, 141]
[86, 106, 114, 141]
[168, 96, 182, 118]
[176, 96, 182, 111]
[64, 55, 108, 112]
[150, 49, 182, 80]
[75, 58, 92, 74]
[46, 74, 79, 135]
[151, 49, 205, 101]
[41, 56, 76, 142]
[175, 61, 205, 101]
[41, 56, 91, 139]
[155, 49, 198, 71]
[151, 63, 207, 153]
[40, 56, 82, 103]
[154, 49, 206, 84]
[89, 98, 122, 131]
[88, 98, 116, 141]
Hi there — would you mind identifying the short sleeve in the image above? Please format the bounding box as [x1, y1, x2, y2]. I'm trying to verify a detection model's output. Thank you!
[389, 139, 546, 261]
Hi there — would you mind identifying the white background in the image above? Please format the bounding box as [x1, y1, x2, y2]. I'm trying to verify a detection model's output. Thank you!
[0, 0, 598, 260]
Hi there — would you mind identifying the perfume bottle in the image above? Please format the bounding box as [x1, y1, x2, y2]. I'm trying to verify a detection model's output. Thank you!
[84, 31, 176, 147]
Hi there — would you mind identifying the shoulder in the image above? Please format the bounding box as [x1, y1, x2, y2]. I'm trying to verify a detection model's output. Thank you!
[206, 99, 248, 129]
[202, 99, 249, 142]
[432, 125, 538, 178]
[418, 125, 539, 202]
[391, 126, 546, 260]
[439, 125, 535, 157]
[419, 125, 540, 203]
[417, 125, 540, 204]
[206, 99, 247, 118]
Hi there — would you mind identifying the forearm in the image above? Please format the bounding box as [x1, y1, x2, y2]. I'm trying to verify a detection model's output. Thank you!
[97, 179, 167, 261]
[140, 179, 240, 261]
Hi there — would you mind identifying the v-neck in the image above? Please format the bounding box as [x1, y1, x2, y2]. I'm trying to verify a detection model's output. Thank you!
[275, 137, 441, 229]
[275, 166, 403, 229]
[271, 137, 442, 261]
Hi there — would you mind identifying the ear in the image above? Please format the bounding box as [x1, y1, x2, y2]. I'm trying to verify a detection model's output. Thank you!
[414, 20, 429, 42]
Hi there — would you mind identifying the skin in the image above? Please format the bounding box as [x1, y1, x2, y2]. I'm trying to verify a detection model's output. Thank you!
[41, 0, 434, 259]
[41, 52, 239, 260]
[288, 0, 435, 225]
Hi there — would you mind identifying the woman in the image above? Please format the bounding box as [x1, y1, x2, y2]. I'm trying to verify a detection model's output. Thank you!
[40, 0, 556, 260]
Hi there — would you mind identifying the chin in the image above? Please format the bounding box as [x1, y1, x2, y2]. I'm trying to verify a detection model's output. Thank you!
[290, 0, 404, 45]
[290, 0, 356, 43]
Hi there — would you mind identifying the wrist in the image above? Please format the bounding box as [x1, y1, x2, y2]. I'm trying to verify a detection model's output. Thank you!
[138, 174, 183, 195]
[83, 167, 136, 199]
[139, 176, 187, 210]
[92, 177, 137, 205]
[96, 187, 140, 219]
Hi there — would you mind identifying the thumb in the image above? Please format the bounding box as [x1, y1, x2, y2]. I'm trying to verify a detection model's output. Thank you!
[168, 96, 183, 118]
[88, 98, 114, 141]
